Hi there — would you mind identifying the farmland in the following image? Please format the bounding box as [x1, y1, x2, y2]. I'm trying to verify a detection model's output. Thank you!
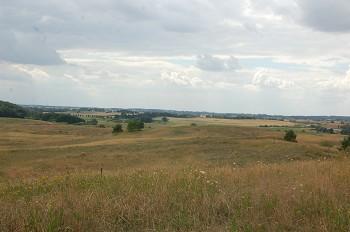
[0, 117, 349, 231]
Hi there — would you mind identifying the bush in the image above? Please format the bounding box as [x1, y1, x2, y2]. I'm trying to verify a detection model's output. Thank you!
[315, 126, 334, 134]
[284, 130, 297, 142]
[341, 136, 350, 150]
[112, 124, 123, 133]
[127, 120, 144, 132]
[341, 125, 350, 135]
[87, 119, 98, 125]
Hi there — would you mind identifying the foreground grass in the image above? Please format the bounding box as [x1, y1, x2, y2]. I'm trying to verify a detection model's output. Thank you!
[1, 159, 350, 231]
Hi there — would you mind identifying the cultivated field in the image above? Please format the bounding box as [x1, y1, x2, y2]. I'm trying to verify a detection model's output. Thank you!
[0, 117, 349, 231]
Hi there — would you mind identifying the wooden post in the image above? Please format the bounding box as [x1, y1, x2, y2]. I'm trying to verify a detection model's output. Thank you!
[100, 167, 103, 177]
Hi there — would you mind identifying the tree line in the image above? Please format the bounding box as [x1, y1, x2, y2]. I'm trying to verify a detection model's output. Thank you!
[0, 100, 28, 118]
[0, 100, 85, 124]
[33, 112, 85, 124]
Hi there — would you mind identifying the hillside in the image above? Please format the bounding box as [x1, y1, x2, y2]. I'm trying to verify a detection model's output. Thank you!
[0, 100, 28, 118]
[0, 117, 348, 231]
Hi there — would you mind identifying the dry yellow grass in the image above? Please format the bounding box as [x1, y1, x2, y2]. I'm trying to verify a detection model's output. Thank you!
[0, 117, 348, 231]
[1, 160, 350, 231]
[0, 118, 340, 179]
[168, 117, 295, 127]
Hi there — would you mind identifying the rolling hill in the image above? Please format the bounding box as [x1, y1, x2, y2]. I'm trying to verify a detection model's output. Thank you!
[0, 100, 28, 118]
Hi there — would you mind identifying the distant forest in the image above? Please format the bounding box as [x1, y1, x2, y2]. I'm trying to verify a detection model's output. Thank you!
[3, 100, 350, 128]
[0, 100, 28, 118]
[0, 100, 84, 124]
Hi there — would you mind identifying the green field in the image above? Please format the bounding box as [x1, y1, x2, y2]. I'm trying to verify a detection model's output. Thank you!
[0, 117, 349, 231]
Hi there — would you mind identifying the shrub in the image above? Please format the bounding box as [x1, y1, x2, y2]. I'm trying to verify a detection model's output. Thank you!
[87, 119, 98, 125]
[341, 125, 350, 135]
[127, 120, 144, 132]
[112, 124, 123, 133]
[341, 136, 350, 150]
[315, 126, 334, 134]
[161, 117, 169, 123]
[284, 130, 297, 142]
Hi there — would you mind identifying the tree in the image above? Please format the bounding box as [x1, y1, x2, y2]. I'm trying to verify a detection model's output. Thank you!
[139, 115, 153, 123]
[40, 113, 85, 124]
[284, 130, 297, 142]
[127, 120, 144, 132]
[112, 124, 123, 133]
[341, 136, 350, 150]
[161, 117, 169, 123]
[56, 114, 85, 124]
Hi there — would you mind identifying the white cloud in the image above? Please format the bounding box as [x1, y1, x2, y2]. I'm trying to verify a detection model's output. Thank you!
[317, 68, 350, 90]
[251, 69, 295, 89]
[13, 65, 50, 81]
[161, 70, 205, 88]
[0, 64, 33, 83]
[196, 55, 240, 72]
[2, 0, 350, 114]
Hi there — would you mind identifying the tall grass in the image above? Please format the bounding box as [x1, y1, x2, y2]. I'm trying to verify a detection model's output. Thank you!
[1, 159, 350, 231]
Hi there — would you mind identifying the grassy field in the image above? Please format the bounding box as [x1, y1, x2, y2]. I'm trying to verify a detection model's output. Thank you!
[166, 117, 296, 127]
[0, 117, 349, 231]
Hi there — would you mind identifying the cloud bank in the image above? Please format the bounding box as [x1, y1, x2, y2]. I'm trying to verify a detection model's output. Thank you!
[1, 0, 350, 115]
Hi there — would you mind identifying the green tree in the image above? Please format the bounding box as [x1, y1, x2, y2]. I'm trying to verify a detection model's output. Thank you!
[284, 130, 297, 142]
[127, 120, 144, 132]
[41, 113, 85, 124]
[341, 136, 350, 150]
[113, 124, 123, 133]
[161, 117, 169, 123]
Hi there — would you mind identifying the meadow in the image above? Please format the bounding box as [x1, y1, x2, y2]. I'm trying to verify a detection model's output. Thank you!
[0, 117, 349, 231]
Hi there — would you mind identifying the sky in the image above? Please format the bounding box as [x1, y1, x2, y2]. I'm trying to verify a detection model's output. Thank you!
[1, 0, 350, 115]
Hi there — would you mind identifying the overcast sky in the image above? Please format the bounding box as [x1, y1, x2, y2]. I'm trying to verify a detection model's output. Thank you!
[1, 0, 350, 115]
